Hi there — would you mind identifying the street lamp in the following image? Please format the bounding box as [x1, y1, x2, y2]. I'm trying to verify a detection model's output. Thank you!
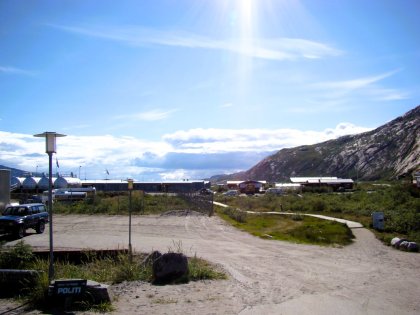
[34, 132, 66, 281]
[79, 166, 82, 179]
[127, 178, 134, 262]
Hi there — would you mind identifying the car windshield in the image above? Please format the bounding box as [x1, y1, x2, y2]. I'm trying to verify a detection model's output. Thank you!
[3, 206, 28, 216]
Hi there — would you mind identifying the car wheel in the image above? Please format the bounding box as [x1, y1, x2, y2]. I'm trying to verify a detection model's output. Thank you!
[36, 221, 45, 234]
[16, 225, 25, 239]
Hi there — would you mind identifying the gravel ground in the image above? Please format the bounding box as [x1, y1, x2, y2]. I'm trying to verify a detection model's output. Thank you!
[2, 213, 419, 314]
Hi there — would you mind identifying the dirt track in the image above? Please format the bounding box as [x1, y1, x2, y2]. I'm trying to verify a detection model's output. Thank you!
[4, 214, 420, 314]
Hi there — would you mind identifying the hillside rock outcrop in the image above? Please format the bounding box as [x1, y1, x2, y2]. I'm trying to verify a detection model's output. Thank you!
[212, 105, 419, 182]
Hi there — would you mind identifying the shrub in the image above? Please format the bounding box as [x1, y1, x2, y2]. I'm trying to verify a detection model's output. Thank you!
[220, 207, 247, 223]
[312, 200, 326, 212]
[0, 240, 34, 269]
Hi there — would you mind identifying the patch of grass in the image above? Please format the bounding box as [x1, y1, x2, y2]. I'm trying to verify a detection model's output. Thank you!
[73, 300, 115, 312]
[286, 217, 354, 245]
[217, 211, 354, 246]
[1, 242, 227, 311]
[53, 192, 189, 215]
[152, 297, 178, 304]
[188, 255, 227, 281]
[218, 206, 247, 223]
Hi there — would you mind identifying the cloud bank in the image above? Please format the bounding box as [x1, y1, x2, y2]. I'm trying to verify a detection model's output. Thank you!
[0, 123, 371, 181]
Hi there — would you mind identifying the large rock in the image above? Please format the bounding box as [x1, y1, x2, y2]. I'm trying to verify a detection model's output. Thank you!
[390, 237, 401, 247]
[399, 241, 409, 250]
[85, 280, 112, 303]
[394, 238, 408, 249]
[152, 252, 189, 284]
[407, 242, 419, 252]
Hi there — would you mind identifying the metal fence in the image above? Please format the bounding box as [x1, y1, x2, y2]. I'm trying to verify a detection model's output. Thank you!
[178, 191, 214, 216]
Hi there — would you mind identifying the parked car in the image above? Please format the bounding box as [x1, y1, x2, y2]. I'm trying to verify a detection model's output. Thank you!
[199, 188, 214, 195]
[223, 190, 238, 196]
[0, 203, 49, 239]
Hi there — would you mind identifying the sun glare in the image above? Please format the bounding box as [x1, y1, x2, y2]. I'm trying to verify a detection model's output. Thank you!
[233, 0, 260, 103]
[238, 0, 256, 38]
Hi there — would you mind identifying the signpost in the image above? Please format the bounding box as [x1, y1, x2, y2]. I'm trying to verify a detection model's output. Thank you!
[127, 179, 133, 261]
[53, 279, 87, 296]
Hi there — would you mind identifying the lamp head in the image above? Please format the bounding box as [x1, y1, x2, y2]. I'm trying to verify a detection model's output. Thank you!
[34, 132, 66, 153]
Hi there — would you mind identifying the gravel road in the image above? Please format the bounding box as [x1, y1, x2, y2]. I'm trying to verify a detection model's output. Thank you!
[3, 213, 420, 314]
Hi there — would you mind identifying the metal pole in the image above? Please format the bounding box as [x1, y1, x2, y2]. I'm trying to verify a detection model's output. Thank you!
[211, 190, 214, 216]
[48, 152, 54, 281]
[129, 189, 132, 261]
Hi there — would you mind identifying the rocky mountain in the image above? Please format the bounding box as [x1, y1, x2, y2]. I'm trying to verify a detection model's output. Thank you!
[211, 105, 420, 182]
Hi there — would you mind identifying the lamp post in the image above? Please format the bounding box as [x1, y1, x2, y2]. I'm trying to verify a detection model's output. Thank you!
[79, 166, 82, 179]
[127, 178, 133, 262]
[34, 132, 66, 281]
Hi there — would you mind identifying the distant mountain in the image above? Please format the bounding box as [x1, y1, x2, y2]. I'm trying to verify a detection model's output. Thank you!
[211, 105, 420, 183]
[0, 165, 29, 177]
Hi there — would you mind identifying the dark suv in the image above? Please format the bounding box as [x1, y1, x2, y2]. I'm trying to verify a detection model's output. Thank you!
[0, 203, 49, 239]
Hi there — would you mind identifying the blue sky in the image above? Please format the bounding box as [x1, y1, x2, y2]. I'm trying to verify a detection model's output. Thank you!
[0, 0, 419, 180]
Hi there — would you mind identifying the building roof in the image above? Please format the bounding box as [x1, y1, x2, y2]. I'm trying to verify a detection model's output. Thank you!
[81, 179, 206, 185]
[290, 177, 338, 183]
[290, 177, 353, 184]
[275, 183, 301, 187]
[227, 180, 267, 185]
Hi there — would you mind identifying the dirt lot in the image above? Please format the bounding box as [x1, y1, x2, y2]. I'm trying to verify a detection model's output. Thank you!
[2, 213, 420, 314]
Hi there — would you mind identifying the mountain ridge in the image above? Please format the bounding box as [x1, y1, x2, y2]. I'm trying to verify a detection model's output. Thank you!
[210, 105, 420, 182]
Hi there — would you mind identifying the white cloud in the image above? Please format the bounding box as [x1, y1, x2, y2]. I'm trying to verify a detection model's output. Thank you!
[0, 123, 371, 180]
[367, 88, 409, 101]
[0, 66, 35, 76]
[159, 169, 189, 181]
[133, 109, 177, 121]
[312, 70, 398, 91]
[163, 124, 371, 154]
[49, 24, 342, 61]
[115, 109, 178, 121]
[307, 69, 408, 107]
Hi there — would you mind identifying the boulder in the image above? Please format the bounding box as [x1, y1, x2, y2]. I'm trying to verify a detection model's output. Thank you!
[85, 280, 112, 303]
[390, 237, 401, 247]
[407, 242, 419, 252]
[152, 252, 189, 284]
[399, 241, 409, 250]
[394, 238, 408, 249]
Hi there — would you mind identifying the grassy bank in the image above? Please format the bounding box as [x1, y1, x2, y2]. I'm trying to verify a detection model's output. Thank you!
[215, 182, 420, 243]
[217, 207, 354, 246]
